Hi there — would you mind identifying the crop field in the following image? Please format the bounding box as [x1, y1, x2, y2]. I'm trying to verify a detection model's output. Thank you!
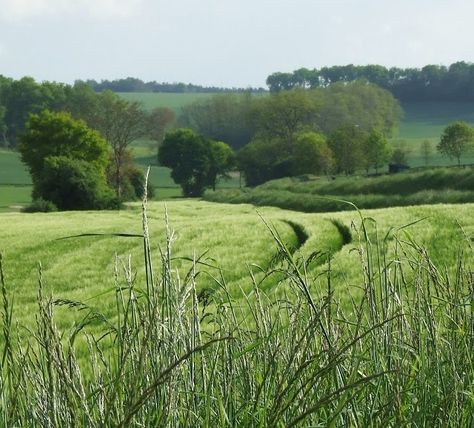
[1, 199, 472, 329]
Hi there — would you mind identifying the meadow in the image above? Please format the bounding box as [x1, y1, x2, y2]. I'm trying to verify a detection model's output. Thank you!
[0, 199, 473, 425]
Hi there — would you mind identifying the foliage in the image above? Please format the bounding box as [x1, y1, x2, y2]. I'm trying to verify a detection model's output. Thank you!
[327, 124, 367, 175]
[362, 129, 392, 173]
[86, 90, 147, 199]
[159, 128, 233, 196]
[238, 131, 333, 186]
[19, 110, 109, 181]
[21, 197, 58, 213]
[267, 61, 474, 102]
[437, 121, 474, 165]
[252, 88, 319, 141]
[145, 107, 176, 144]
[179, 92, 256, 149]
[36, 156, 118, 210]
[19, 110, 114, 210]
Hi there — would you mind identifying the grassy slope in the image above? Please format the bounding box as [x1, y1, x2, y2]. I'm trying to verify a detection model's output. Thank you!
[1, 200, 472, 330]
[205, 167, 474, 213]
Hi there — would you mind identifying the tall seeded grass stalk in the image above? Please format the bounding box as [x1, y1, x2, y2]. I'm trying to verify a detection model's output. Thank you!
[0, 183, 473, 425]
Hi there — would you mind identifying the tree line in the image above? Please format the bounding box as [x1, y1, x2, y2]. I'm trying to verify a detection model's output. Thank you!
[266, 62, 474, 102]
[75, 77, 266, 94]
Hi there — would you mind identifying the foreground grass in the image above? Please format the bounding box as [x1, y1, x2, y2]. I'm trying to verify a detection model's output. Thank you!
[0, 197, 472, 426]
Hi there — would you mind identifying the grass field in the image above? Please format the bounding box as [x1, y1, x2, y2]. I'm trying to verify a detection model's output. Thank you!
[1, 200, 472, 329]
[393, 101, 474, 166]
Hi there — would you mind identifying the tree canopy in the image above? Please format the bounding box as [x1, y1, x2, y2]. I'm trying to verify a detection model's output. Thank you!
[437, 121, 474, 166]
[158, 129, 234, 197]
[19, 110, 115, 210]
[266, 61, 474, 102]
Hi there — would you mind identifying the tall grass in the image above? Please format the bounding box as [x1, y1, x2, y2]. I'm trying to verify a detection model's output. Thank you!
[0, 192, 473, 425]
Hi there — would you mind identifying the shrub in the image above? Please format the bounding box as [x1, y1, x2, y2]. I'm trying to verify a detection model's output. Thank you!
[36, 156, 118, 210]
[21, 197, 58, 213]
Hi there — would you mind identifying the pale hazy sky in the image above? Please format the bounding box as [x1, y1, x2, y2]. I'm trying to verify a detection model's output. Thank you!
[0, 0, 473, 87]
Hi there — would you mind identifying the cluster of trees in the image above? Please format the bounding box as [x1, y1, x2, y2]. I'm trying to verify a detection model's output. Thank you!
[266, 62, 474, 102]
[1, 77, 176, 210]
[0, 76, 176, 149]
[179, 82, 401, 185]
[179, 81, 401, 149]
[76, 78, 265, 94]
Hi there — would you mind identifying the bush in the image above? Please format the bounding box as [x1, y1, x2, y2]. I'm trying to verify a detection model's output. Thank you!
[21, 197, 58, 213]
[36, 156, 119, 210]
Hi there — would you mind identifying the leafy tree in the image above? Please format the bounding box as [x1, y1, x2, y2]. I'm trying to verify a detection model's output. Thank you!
[19, 110, 114, 209]
[327, 124, 367, 175]
[362, 130, 393, 173]
[437, 121, 474, 166]
[292, 132, 334, 176]
[208, 140, 234, 190]
[88, 90, 147, 199]
[252, 89, 319, 142]
[237, 131, 333, 186]
[158, 129, 233, 197]
[146, 107, 176, 144]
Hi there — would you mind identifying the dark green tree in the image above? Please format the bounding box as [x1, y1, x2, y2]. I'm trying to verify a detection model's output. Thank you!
[158, 129, 233, 197]
[19, 110, 114, 209]
[437, 121, 474, 166]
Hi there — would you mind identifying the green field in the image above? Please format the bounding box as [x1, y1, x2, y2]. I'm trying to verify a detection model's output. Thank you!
[1, 199, 472, 329]
[393, 101, 474, 166]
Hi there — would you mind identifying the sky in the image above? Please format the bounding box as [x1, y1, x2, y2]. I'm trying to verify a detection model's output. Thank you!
[0, 0, 473, 88]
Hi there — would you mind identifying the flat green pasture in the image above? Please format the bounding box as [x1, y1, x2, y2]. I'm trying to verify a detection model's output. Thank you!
[0, 150, 31, 185]
[117, 92, 215, 112]
[0, 185, 32, 211]
[1, 200, 472, 330]
[394, 101, 474, 167]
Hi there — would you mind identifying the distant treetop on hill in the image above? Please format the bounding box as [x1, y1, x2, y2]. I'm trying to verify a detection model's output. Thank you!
[266, 62, 474, 102]
[75, 77, 267, 94]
